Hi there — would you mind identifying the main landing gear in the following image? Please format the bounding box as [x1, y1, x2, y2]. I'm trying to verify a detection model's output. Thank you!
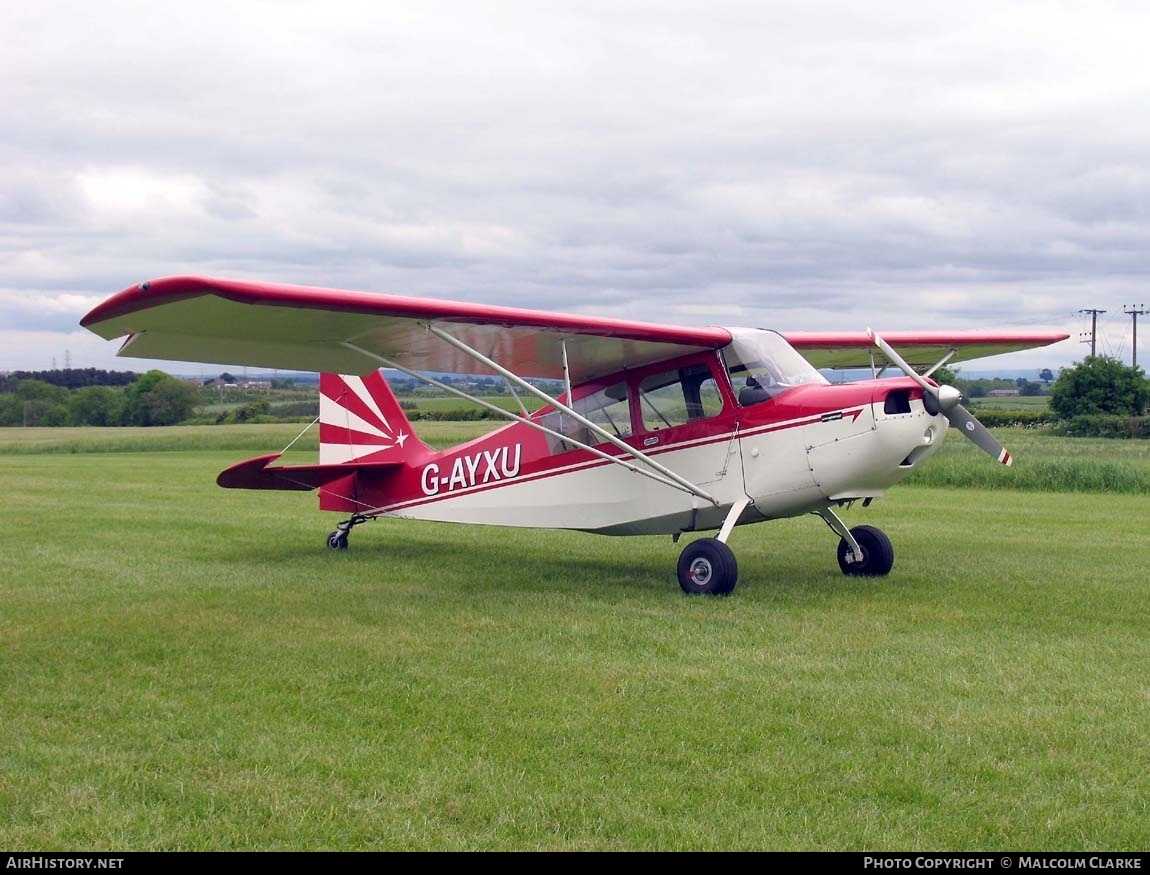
[818, 508, 895, 577]
[677, 538, 739, 596]
[326, 513, 369, 550]
[835, 524, 894, 576]
[676, 497, 748, 596]
[676, 504, 895, 596]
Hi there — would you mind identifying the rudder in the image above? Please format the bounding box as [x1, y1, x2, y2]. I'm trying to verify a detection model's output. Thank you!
[319, 371, 430, 465]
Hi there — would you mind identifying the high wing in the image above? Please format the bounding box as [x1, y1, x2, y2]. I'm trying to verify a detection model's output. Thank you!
[781, 330, 1071, 370]
[81, 275, 1069, 381]
[80, 275, 731, 384]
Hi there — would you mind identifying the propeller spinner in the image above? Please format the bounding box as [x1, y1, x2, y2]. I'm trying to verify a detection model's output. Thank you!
[868, 329, 1013, 466]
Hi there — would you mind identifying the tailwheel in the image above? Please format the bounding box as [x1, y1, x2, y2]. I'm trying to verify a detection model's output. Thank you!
[326, 513, 368, 551]
[836, 525, 894, 577]
[677, 538, 739, 596]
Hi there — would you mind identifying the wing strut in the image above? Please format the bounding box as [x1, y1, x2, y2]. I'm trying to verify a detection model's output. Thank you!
[505, 380, 530, 417]
[921, 348, 958, 379]
[561, 338, 575, 411]
[340, 340, 720, 505]
[423, 327, 719, 505]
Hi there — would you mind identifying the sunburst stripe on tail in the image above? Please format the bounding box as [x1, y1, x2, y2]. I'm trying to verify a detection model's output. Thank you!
[318, 372, 430, 465]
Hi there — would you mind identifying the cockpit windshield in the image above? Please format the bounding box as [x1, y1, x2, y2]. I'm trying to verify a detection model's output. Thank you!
[721, 328, 828, 406]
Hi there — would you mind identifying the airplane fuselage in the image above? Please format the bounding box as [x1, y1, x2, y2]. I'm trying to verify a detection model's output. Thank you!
[318, 347, 947, 537]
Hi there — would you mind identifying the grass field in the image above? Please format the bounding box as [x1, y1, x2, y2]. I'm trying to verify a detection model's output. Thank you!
[970, 395, 1051, 411]
[2, 426, 1149, 850]
[0, 422, 491, 455]
[404, 395, 546, 415]
[907, 428, 1150, 493]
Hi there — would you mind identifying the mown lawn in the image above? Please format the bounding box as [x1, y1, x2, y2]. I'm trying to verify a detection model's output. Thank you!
[1, 429, 1148, 850]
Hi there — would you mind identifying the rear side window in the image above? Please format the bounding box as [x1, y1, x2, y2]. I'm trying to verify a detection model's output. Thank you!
[538, 382, 631, 453]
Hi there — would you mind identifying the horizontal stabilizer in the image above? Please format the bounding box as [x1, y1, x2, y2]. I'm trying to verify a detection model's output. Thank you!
[217, 453, 403, 491]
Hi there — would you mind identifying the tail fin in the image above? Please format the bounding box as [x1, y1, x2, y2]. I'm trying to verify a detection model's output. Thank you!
[319, 371, 430, 465]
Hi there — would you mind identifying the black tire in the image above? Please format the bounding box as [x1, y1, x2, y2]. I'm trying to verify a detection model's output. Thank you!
[837, 525, 894, 576]
[327, 531, 348, 550]
[677, 538, 739, 596]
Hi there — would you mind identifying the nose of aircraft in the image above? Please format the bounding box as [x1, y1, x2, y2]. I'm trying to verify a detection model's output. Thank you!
[803, 379, 951, 502]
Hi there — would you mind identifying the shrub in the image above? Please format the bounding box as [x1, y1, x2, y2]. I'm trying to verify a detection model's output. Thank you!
[971, 410, 1054, 429]
[1050, 415, 1150, 439]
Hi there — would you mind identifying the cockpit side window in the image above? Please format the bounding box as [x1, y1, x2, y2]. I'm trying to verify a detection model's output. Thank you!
[638, 364, 723, 432]
[730, 367, 783, 407]
[722, 329, 828, 407]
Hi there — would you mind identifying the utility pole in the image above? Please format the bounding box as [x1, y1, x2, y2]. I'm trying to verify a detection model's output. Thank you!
[1078, 308, 1106, 358]
[1124, 305, 1148, 369]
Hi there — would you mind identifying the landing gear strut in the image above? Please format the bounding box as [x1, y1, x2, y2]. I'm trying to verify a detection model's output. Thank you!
[327, 513, 369, 550]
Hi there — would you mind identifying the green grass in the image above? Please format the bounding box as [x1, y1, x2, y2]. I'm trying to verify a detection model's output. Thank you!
[0, 423, 496, 455]
[2, 429, 1150, 850]
[8, 422, 1149, 494]
[405, 395, 545, 414]
[970, 395, 1051, 411]
[907, 427, 1150, 493]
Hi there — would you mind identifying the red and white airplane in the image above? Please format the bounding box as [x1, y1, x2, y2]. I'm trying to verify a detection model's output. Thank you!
[82, 276, 1068, 595]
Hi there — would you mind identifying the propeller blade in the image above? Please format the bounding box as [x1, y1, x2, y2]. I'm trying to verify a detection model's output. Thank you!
[868, 328, 935, 395]
[868, 328, 1012, 466]
[943, 404, 1013, 466]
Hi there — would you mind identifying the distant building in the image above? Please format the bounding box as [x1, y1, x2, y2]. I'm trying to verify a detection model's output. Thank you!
[202, 378, 270, 389]
[988, 388, 1021, 397]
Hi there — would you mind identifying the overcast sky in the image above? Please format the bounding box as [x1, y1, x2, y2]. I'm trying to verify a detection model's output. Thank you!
[3, 0, 1149, 376]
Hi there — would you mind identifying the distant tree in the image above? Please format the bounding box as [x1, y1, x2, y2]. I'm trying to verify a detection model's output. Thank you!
[219, 399, 271, 423]
[219, 372, 237, 384]
[145, 378, 200, 426]
[69, 385, 124, 426]
[7, 380, 71, 426]
[0, 393, 23, 426]
[1019, 381, 1043, 397]
[15, 379, 70, 405]
[122, 371, 199, 425]
[1040, 368, 1055, 384]
[933, 366, 959, 387]
[0, 368, 137, 392]
[964, 379, 989, 399]
[1049, 357, 1149, 418]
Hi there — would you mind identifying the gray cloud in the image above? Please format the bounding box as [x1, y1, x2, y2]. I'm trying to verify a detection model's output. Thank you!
[4, 0, 1149, 372]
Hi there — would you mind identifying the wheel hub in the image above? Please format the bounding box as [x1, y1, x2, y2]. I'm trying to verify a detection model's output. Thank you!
[689, 558, 713, 585]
